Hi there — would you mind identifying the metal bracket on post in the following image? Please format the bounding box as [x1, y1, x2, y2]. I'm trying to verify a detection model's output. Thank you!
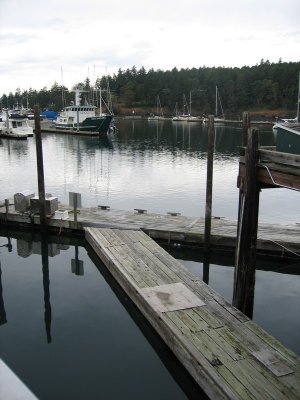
[69, 192, 82, 230]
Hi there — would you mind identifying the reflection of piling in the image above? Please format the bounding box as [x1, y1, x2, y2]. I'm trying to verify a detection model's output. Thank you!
[41, 235, 52, 343]
[233, 128, 259, 318]
[0, 263, 7, 325]
[34, 106, 47, 231]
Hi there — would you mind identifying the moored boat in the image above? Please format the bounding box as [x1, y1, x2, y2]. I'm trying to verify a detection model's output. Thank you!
[203, 86, 225, 124]
[0, 111, 33, 138]
[273, 71, 300, 153]
[275, 123, 300, 155]
[53, 90, 113, 135]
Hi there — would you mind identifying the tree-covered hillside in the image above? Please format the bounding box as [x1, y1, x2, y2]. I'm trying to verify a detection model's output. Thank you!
[1, 60, 299, 118]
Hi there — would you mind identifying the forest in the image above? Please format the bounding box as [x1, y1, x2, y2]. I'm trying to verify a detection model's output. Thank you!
[1, 60, 299, 118]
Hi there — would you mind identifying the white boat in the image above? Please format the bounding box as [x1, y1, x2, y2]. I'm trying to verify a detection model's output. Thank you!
[203, 86, 226, 124]
[172, 93, 203, 122]
[54, 89, 113, 135]
[0, 110, 33, 138]
[148, 96, 165, 120]
[273, 72, 300, 132]
[273, 72, 300, 154]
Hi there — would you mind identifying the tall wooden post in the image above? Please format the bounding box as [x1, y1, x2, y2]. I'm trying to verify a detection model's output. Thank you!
[233, 128, 260, 318]
[236, 112, 251, 250]
[204, 115, 215, 251]
[203, 116, 214, 283]
[242, 111, 250, 147]
[34, 106, 47, 231]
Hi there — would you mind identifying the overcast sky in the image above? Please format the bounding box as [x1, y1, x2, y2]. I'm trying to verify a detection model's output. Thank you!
[0, 0, 299, 96]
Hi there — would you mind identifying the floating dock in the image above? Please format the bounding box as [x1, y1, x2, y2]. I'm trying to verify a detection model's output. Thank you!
[85, 227, 300, 399]
[1, 202, 300, 398]
[1, 202, 299, 256]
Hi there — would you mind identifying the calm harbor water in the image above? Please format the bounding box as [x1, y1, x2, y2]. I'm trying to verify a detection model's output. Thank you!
[0, 119, 299, 399]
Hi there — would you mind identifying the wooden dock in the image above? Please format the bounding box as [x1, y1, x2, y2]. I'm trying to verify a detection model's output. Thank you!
[86, 227, 300, 400]
[1, 202, 300, 256]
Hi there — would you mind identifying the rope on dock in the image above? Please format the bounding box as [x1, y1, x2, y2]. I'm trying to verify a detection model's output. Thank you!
[259, 164, 300, 192]
[258, 236, 300, 258]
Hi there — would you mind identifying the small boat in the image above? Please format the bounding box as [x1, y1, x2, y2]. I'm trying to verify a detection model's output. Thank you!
[273, 72, 300, 133]
[172, 95, 191, 121]
[53, 90, 113, 135]
[147, 96, 165, 120]
[0, 111, 33, 138]
[203, 86, 226, 124]
[172, 93, 203, 122]
[274, 72, 300, 154]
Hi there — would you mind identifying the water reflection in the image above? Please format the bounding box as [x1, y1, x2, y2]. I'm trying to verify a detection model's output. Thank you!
[41, 234, 52, 343]
[0, 137, 29, 158]
[1, 118, 292, 225]
[0, 262, 7, 325]
[0, 232, 202, 399]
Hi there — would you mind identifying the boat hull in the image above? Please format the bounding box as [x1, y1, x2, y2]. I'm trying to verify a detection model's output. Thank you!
[276, 124, 300, 155]
[54, 115, 113, 134]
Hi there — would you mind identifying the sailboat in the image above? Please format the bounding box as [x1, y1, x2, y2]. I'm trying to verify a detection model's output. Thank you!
[148, 96, 165, 120]
[203, 86, 226, 124]
[214, 86, 226, 123]
[273, 72, 300, 154]
[273, 71, 300, 131]
[172, 94, 190, 121]
[186, 91, 203, 122]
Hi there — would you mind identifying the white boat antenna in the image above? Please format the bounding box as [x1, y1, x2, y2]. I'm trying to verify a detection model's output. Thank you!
[61, 66, 66, 107]
[74, 90, 82, 106]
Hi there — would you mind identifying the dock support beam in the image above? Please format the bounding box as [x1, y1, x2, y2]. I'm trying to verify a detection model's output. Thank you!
[233, 127, 260, 318]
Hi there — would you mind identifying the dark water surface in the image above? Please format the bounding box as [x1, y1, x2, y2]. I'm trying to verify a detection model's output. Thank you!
[0, 234, 206, 400]
[0, 119, 299, 399]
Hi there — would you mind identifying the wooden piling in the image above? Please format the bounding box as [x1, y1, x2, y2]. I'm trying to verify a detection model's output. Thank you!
[204, 115, 215, 254]
[34, 106, 47, 231]
[5, 199, 9, 221]
[242, 111, 250, 146]
[203, 115, 215, 284]
[233, 128, 260, 318]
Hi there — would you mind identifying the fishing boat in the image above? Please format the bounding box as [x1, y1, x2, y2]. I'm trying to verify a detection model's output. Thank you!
[54, 90, 113, 134]
[0, 110, 33, 138]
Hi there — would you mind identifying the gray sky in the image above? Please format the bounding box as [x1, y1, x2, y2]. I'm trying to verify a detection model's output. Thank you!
[0, 0, 299, 96]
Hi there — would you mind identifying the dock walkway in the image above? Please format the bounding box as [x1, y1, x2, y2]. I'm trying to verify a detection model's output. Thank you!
[86, 227, 300, 399]
[1, 203, 300, 255]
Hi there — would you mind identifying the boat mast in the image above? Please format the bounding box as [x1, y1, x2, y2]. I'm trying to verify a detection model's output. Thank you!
[61, 66, 65, 108]
[189, 91, 192, 116]
[297, 71, 300, 123]
[99, 86, 102, 115]
[215, 86, 218, 117]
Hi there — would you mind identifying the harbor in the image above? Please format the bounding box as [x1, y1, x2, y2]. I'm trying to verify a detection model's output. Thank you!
[0, 117, 299, 399]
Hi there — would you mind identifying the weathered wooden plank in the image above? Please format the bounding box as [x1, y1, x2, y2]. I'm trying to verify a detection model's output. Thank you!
[259, 149, 300, 168]
[85, 227, 300, 400]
